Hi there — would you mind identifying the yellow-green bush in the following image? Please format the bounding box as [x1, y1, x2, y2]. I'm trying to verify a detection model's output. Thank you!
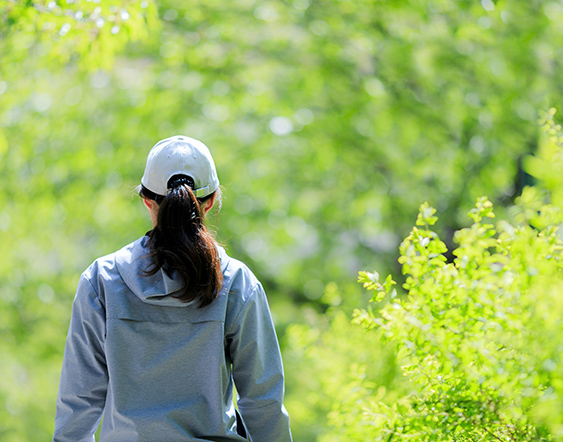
[283, 304, 407, 441]
[345, 111, 563, 440]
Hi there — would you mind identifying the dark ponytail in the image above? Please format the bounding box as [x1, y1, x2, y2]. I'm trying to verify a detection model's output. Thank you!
[140, 175, 223, 308]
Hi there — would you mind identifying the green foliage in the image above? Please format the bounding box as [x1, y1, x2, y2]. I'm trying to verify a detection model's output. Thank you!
[4, 0, 563, 306]
[349, 113, 563, 440]
[283, 301, 407, 442]
[524, 108, 563, 207]
[0, 0, 158, 71]
[4, 0, 563, 440]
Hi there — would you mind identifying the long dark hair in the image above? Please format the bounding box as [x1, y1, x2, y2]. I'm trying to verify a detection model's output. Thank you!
[139, 175, 223, 308]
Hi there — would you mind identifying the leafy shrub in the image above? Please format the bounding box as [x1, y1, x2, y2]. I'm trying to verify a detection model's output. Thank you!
[283, 302, 407, 442]
[346, 110, 563, 441]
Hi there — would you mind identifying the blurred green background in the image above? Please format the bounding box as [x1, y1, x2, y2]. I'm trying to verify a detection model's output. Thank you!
[1, 0, 563, 440]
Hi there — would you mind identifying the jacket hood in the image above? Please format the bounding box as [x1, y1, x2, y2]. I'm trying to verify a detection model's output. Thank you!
[114, 235, 229, 307]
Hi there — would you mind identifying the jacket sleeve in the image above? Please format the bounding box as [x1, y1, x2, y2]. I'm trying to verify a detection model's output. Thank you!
[53, 274, 108, 442]
[227, 283, 292, 442]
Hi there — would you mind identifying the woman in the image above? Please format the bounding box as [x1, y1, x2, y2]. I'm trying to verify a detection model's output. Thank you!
[54, 136, 292, 441]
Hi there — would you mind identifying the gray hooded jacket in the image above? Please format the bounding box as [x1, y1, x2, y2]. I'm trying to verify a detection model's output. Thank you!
[54, 236, 292, 441]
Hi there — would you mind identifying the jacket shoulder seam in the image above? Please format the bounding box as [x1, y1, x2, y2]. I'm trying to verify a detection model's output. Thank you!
[226, 282, 261, 336]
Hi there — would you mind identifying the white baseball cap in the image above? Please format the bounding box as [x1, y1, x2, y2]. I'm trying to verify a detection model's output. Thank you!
[141, 135, 220, 198]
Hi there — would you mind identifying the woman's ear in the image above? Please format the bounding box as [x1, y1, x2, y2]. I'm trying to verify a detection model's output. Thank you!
[202, 193, 217, 216]
[143, 197, 159, 227]
[143, 197, 155, 210]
